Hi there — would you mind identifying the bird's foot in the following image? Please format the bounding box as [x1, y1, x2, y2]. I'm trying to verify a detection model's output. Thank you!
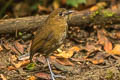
[46, 58, 66, 80]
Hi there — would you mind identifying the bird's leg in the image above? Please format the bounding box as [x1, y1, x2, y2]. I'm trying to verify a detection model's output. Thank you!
[46, 58, 66, 80]
[46, 58, 55, 80]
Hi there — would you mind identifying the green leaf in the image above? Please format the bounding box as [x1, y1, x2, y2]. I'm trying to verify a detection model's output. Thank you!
[18, 32, 23, 36]
[31, 3, 39, 10]
[26, 63, 35, 70]
[31, 0, 43, 10]
[66, 0, 86, 7]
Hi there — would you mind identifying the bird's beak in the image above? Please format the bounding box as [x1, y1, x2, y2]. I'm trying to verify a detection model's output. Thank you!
[65, 10, 74, 15]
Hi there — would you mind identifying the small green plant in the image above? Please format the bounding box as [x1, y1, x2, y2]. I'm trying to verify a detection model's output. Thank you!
[31, 0, 43, 11]
[105, 70, 114, 79]
[66, 0, 86, 7]
[18, 32, 23, 36]
[102, 10, 115, 17]
[26, 63, 35, 70]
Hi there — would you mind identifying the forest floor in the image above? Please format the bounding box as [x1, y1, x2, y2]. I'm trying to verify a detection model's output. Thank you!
[0, 25, 120, 80]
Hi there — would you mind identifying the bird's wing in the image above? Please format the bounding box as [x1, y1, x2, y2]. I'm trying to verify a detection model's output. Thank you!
[30, 27, 54, 54]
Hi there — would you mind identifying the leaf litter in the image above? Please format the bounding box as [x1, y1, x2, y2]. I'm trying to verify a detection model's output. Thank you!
[1, 24, 120, 80]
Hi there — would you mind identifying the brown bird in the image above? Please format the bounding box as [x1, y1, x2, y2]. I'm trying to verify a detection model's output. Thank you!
[30, 8, 73, 80]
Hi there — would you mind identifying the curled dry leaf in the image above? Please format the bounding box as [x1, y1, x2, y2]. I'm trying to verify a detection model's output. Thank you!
[56, 58, 74, 66]
[86, 44, 96, 51]
[97, 30, 106, 45]
[37, 56, 46, 64]
[61, 0, 66, 4]
[84, 51, 105, 65]
[104, 39, 112, 53]
[26, 76, 36, 80]
[86, 58, 104, 64]
[111, 5, 118, 10]
[9, 44, 20, 55]
[0, 74, 7, 80]
[14, 60, 30, 68]
[7, 66, 16, 71]
[85, 43, 102, 51]
[0, 45, 3, 51]
[97, 30, 112, 53]
[35, 72, 51, 80]
[53, 0, 60, 9]
[109, 44, 120, 55]
[38, 5, 50, 12]
[2, 41, 10, 50]
[50, 56, 74, 66]
[14, 41, 24, 54]
[49, 56, 56, 63]
[115, 32, 120, 39]
[54, 61, 74, 72]
[90, 2, 107, 11]
[11, 55, 17, 62]
[8, 60, 30, 70]
[55, 46, 80, 58]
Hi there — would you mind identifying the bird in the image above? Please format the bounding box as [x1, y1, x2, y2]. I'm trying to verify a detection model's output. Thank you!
[30, 8, 73, 80]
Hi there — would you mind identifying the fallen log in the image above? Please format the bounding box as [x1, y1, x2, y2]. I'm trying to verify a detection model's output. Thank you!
[0, 9, 120, 34]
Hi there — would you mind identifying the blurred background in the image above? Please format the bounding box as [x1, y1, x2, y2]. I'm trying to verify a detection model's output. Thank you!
[0, 0, 119, 18]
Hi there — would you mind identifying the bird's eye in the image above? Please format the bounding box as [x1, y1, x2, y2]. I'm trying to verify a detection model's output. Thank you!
[59, 12, 63, 16]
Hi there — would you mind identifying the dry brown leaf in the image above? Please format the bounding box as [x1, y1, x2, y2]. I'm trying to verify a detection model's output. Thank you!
[11, 55, 17, 62]
[2, 42, 10, 50]
[104, 39, 112, 53]
[35, 72, 50, 80]
[7, 66, 16, 70]
[109, 44, 120, 55]
[14, 41, 24, 54]
[9, 44, 20, 55]
[90, 2, 107, 11]
[55, 46, 80, 58]
[56, 58, 74, 66]
[61, 0, 66, 4]
[26, 76, 36, 80]
[97, 30, 106, 44]
[97, 30, 112, 53]
[38, 5, 50, 12]
[53, 0, 60, 9]
[14, 60, 30, 68]
[0, 74, 7, 80]
[8, 60, 30, 70]
[50, 56, 56, 62]
[37, 56, 46, 64]
[87, 58, 104, 64]
[115, 32, 120, 39]
[55, 51, 69, 58]
[50, 56, 74, 66]
[0, 45, 3, 51]
[112, 5, 118, 10]
[86, 43, 97, 51]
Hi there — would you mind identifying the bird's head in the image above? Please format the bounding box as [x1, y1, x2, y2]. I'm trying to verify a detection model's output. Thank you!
[47, 8, 73, 21]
